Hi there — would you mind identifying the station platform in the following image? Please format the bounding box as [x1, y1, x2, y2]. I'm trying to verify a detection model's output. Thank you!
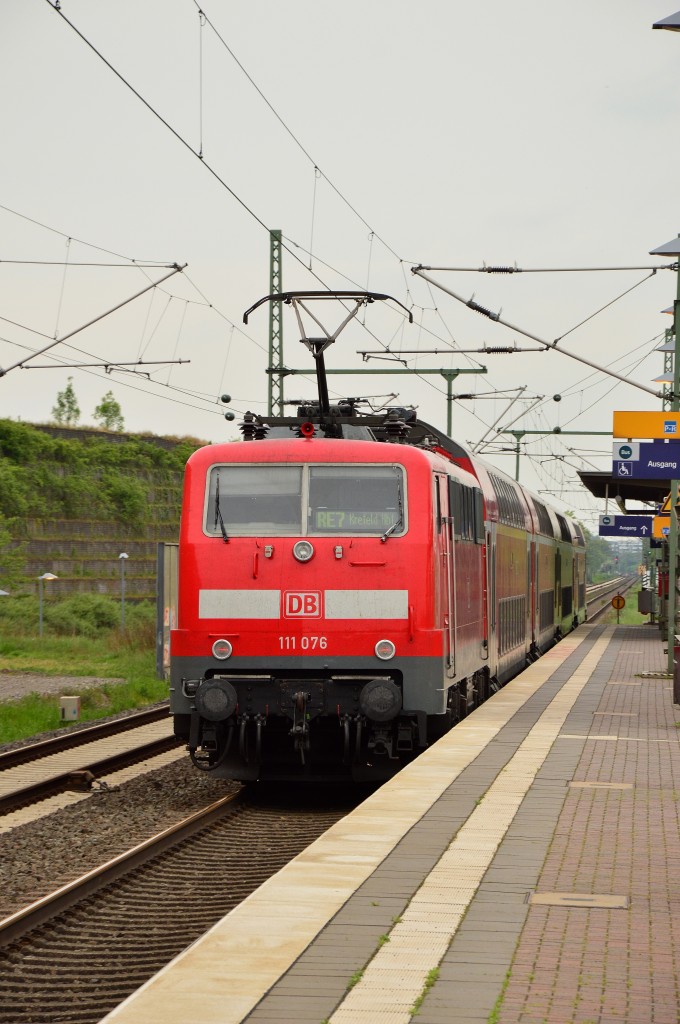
[103, 622, 680, 1024]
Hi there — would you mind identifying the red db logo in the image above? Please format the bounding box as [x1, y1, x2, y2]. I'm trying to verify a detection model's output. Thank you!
[284, 592, 321, 618]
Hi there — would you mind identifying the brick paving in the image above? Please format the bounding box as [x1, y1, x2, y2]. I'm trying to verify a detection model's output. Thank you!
[495, 625, 680, 1024]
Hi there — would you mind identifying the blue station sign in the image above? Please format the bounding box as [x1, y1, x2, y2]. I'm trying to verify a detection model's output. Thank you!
[612, 439, 680, 480]
[598, 514, 654, 537]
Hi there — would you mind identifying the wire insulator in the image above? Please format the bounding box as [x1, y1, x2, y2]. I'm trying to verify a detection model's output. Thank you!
[239, 411, 259, 440]
[481, 266, 519, 274]
[467, 299, 500, 321]
[483, 346, 516, 354]
[383, 408, 410, 442]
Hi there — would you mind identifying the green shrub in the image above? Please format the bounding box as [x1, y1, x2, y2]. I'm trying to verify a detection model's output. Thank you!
[44, 594, 120, 636]
[103, 473, 147, 524]
[113, 601, 156, 649]
[0, 594, 38, 632]
[0, 463, 29, 518]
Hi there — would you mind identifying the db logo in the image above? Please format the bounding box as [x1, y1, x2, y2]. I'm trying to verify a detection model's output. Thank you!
[283, 591, 322, 618]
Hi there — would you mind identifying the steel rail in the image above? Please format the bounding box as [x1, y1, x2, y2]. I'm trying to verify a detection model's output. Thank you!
[0, 792, 243, 947]
[0, 733, 180, 815]
[0, 703, 170, 771]
[586, 575, 638, 620]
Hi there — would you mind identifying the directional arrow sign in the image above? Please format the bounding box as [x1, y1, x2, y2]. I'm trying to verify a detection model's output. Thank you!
[612, 439, 680, 479]
[598, 515, 653, 537]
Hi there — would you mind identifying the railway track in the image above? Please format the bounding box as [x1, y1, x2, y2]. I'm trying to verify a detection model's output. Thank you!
[0, 577, 636, 1022]
[0, 784, 359, 1024]
[0, 703, 169, 770]
[0, 705, 179, 814]
[0, 578, 631, 818]
[585, 573, 638, 620]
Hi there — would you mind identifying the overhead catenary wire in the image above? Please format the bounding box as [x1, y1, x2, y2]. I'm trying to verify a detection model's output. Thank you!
[31, 0, 661, 514]
[42, 0, 357, 295]
[190, 0, 405, 264]
[414, 263, 675, 273]
[412, 266, 664, 401]
[0, 265, 186, 376]
[45, 0, 479, 401]
[0, 202, 175, 265]
[0, 203, 273, 373]
[20, 359, 191, 371]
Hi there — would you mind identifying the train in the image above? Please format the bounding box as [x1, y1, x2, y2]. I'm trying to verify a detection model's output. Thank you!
[170, 291, 587, 782]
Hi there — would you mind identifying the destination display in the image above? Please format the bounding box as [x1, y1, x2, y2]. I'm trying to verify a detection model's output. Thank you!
[598, 515, 653, 537]
[311, 509, 399, 532]
[612, 439, 680, 479]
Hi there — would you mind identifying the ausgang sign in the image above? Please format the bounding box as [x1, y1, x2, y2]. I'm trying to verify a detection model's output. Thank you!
[613, 411, 680, 439]
[598, 515, 652, 537]
[612, 440, 680, 479]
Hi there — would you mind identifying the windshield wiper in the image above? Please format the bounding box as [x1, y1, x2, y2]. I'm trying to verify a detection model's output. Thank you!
[214, 472, 229, 543]
[381, 470, 404, 543]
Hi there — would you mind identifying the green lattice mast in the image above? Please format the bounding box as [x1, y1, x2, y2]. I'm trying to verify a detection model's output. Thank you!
[268, 230, 284, 415]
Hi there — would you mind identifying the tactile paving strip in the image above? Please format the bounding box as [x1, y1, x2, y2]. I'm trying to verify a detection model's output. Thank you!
[327, 632, 614, 1024]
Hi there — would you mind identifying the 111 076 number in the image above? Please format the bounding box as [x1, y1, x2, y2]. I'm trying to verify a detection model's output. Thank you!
[278, 636, 328, 651]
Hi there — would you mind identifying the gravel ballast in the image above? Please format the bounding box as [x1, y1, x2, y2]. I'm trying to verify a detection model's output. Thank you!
[0, 758, 241, 919]
[0, 673, 240, 918]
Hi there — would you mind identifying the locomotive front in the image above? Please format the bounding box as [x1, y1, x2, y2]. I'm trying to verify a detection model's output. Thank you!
[170, 437, 441, 781]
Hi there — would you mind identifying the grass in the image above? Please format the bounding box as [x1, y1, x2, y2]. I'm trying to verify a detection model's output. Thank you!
[599, 582, 651, 626]
[346, 968, 365, 991]
[0, 611, 166, 744]
[411, 966, 440, 1016]
[487, 970, 512, 1024]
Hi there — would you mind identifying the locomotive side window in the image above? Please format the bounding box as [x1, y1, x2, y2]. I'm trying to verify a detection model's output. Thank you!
[205, 466, 302, 535]
[308, 465, 405, 536]
[448, 477, 483, 543]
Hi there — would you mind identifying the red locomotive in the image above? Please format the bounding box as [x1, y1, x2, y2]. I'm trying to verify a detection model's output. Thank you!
[170, 293, 586, 781]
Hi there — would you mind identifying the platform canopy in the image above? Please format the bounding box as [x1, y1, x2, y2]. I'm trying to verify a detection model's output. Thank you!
[577, 470, 667, 509]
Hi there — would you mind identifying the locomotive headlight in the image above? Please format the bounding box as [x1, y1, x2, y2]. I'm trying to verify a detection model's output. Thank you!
[374, 639, 396, 661]
[293, 540, 314, 563]
[359, 678, 402, 721]
[195, 679, 237, 721]
[212, 638, 233, 660]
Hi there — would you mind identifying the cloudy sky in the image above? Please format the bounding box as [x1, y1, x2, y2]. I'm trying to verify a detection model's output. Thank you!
[2, 1, 679, 528]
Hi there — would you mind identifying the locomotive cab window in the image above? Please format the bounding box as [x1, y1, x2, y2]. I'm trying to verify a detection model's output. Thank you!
[205, 466, 302, 535]
[204, 463, 406, 538]
[308, 465, 404, 536]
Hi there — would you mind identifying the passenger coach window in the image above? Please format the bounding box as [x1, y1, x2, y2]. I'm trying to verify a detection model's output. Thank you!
[308, 465, 404, 536]
[205, 466, 302, 535]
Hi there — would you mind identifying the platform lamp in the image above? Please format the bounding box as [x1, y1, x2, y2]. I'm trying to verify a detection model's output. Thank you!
[119, 553, 129, 631]
[649, 234, 680, 679]
[37, 573, 58, 638]
[653, 11, 680, 31]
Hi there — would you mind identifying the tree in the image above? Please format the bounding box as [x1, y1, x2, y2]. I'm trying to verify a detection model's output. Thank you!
[52, 377, 80, 426]
[93, 391, 124, 431]
[578, 521, 618, 583]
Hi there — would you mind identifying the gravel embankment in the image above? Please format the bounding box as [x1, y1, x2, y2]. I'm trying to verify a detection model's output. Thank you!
[0, 673, 126, 703]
